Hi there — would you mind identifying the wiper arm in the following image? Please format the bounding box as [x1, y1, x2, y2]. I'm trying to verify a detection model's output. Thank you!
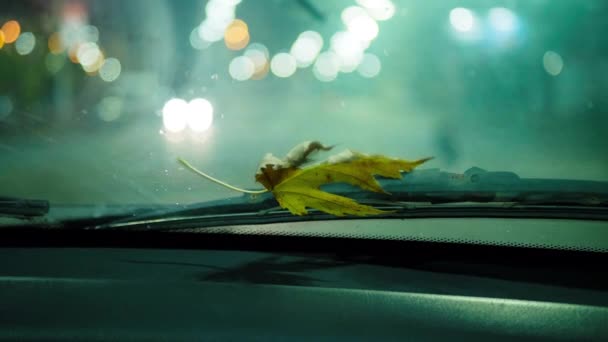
[88, 167, 608, 230]
[0, 196, 50, 218]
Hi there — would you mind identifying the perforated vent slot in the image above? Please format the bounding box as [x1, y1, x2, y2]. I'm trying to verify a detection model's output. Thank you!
[184, 218, 608, 253]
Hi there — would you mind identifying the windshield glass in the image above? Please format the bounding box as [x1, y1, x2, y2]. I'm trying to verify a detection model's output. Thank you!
[1, 0, 607, 208]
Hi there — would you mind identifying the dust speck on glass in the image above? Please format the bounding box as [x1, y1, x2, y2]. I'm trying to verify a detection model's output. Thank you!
[0, 0, 607, 205]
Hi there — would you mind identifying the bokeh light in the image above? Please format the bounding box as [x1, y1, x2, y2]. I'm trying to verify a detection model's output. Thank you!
[162, 98, 189, 133]
[15, 32, 36, 55]
[489, 8, 517, 32]
[83, 52, 105, 73]
[47, 32, 64, 54]
[247, 42, 269, 59]
[198, 20, 225, 43]
[187, 98, 214, 132]
[270, 52, 297, 78]
[0, 96, 13, 121]
[341, 6, 368, 27]
[99, 58, 121, 82]
[229, 55, 255, 81]
[543, 51, 563, 76]
[290, 31, 323, 68]
[190, 27, 211, 50]
[245, 43, 270, 79]
[330, 31, 365, 73]
[0, 30, 5, 49]
[81, 25, 99, 43]
[244, 46, 268, 79]
[357, 53, 381, 78]
[206, 0, 236, 24]
[313, 51, 340, 82]
[197, 0, 239, 45]
[356, 0, 395, 21]
[224, 19, 249, 50]
[1, 20, 21, 44]
[450, 8, 474, 32]
[97, 96, 123, 122]
[345, 11, 379, 42]
[45, 53, 66, 74]
[68, 44, 80, 63]
[77, 42, 101, 67]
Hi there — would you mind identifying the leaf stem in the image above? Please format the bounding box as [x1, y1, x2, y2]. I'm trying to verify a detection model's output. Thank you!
[177, 158, 268, 194]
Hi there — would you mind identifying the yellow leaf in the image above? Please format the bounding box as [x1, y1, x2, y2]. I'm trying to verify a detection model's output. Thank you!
[178, 141, 432, 217]
[256, 147, 431, 216]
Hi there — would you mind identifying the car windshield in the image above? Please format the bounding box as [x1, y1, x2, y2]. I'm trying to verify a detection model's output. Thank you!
[1, 0, 607, 212]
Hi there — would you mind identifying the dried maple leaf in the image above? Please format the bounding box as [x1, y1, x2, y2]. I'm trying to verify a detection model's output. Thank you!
[178, 141, 431, 217]
[255, 143, 431, 216]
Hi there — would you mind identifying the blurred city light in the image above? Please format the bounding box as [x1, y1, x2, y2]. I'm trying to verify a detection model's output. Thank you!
[224, 19, 250, 50]
[187, 98, 214, 132]
[488, 7, 517, 33]
[195, 0, 242, 47]
[270, 52, 297, 78]
[81, 25, 99, 43]
[0, 96, 13, 121]
[198, 20, 226, 43]
[245, 43, 270, 79]
[543, 51, 563, 76]
[189, 0, 393, 82]
[290, 31, 323, 68]
[357, 53, 381, 78]
[99, 58, 121, 82]
[47, 32, 64, 54]
[247, 42, 269, 58]
[344, 10, 379, 42]
[45, 53, 66, 74]
[229, 55, 255, 81]
[82, 52, 105, 73]
[356, 0, 395, 21]
[450, 8, 475, 32]
[330, 31, 365, 73]
[1, 20, 21, 44]
[162, 98, 214, 133]
[162, 98, 189, 133]
[313, 51, 340, 82]
[77, 42, 101, 67]
[341, 6, 379, 42]
[341, 6, 368, 27]
[97, 96, 123, 122]
[190, 27, 211, 50]
[68, 44, 80, 63]
[15, 32, 36, 55]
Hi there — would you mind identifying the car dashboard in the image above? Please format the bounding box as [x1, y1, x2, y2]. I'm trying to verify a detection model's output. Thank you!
[1, 218, 607, 341]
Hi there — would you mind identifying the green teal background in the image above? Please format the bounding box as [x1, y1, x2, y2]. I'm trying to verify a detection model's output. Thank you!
[1, 0, 607, 204]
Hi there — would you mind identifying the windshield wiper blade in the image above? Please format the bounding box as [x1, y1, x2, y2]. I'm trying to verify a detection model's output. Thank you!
[0, 197, 50, 218]
[87, 167, 608, 231]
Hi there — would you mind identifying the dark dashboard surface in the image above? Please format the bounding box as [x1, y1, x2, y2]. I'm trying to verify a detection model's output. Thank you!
[1, 229, 608, 341]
